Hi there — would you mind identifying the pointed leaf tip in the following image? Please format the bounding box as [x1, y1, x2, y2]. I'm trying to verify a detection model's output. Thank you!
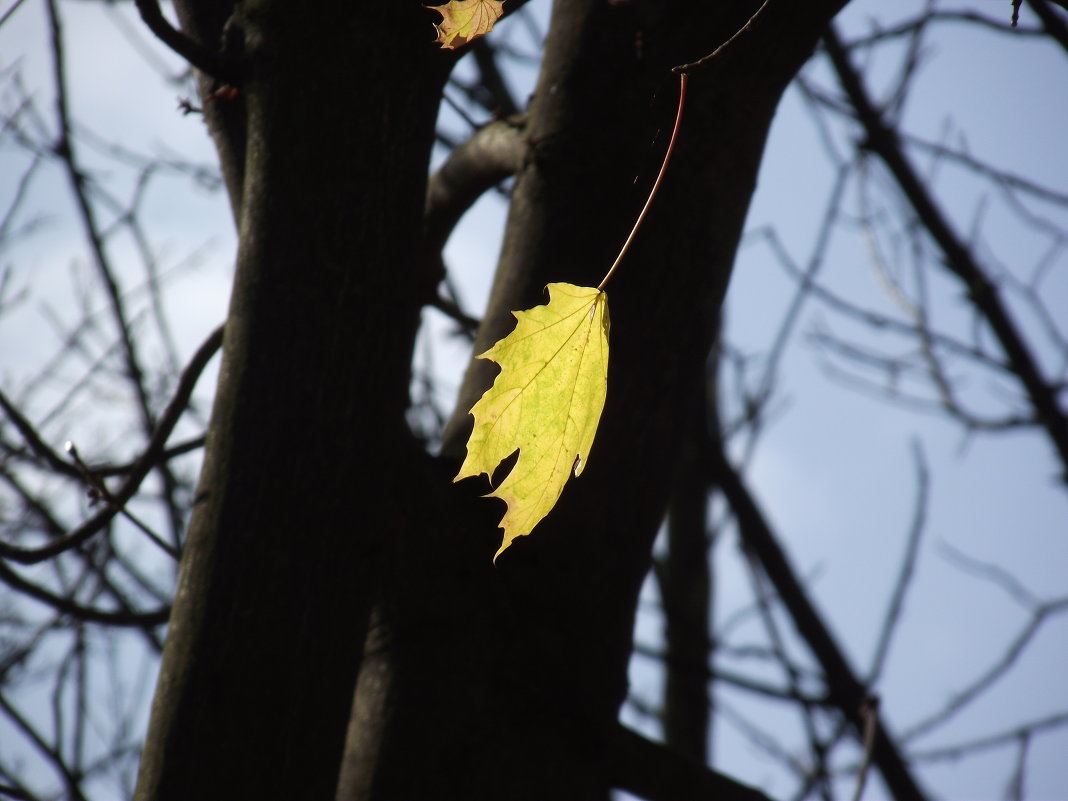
[455, 283, 610, 560]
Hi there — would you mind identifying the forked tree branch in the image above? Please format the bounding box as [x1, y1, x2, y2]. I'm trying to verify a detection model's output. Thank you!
[714, 446, 930, 801]
[823, 26, 1068, 482]
[45, 0, 192, 547]
[1026, 0, 1068, 52]
[132, 0, 233, 81]
[424, 117, 526, 264]
[423, 116, 525, 329]
[608, 724, 773, 801]
[0, 324, 223, 564]
[0, 559, 171, 627]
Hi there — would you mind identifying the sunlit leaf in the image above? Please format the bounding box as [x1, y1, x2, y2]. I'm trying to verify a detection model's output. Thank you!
[428, 0, 505, 50]
[456, 283, 610, 561]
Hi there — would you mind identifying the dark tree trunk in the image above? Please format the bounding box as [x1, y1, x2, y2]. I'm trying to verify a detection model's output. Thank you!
[340, 1, 847, 799]
[135, 4, 450, 800]
[136, 1, 849, 800]
[662, 375, 715, 762]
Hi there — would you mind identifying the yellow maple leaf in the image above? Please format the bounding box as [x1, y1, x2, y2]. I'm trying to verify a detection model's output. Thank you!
[428, 0, 504, 50]
[456, 283, 610, 561]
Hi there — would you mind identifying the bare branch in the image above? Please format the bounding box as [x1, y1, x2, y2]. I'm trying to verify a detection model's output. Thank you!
[851, 697, 879, 801]
[903, 133, 1068, 208]
[0, 324, 223, 564]
[0, 688, 88, 801]
[715, 445, 930, 801]
[1026, 0, 1068, 53]
[0, 558, 170, 627]
[471, 39, 519, 116]
[845, 10, 1045, 47]
[741, 547, 835, 798]
[0, 0, 28, 29]
[608, 723, 775, 801]
[908, 711, 1068, 763]
[936, 540, 1040, 610]
[673, 0, 772, 74]
[423, 116, 525, 329]
[131, 0, 232, 82]
[424, 116, 526, 263]
[867, 442, 929, 684]
[901, 596, 1068, 742]
[823, 25, 1068, 481]
[45, 0, 191, 546]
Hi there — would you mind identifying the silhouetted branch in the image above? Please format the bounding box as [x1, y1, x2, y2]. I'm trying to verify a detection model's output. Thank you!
[903, 133, 1068, 207]
[424, 116, 526, 263]
[851, 697, 879, 801]
[637, 632, 829, 704]
[0, 779, 39, 801]
[0, 559, 170, 626]
[423, 117, 525, 333]
[608, 723, 774, 801]
[0, 324, 223, 564]
[909, 710, 1068, 762]
[846, 10, 1044, 46]
[0, 389, 81, 479]
[715, 446, 929, 801]
[867, 442, 928, 685]
[45, 0, 189, 546]
[936, 540, 1038, 608]
[0, 0, 28, 29]
[823, 25, 1068, 481]
[732, 165, 848, 464]
[742, 547, 833, 797]
[660, 377, 714, 761]
[471, 39, 519, 116]
[900, 584, 1068, 742]
[806, 324, 1035, 431]
[0, 688, 89, 801]
[716, 698, 809, 778]
[759, 229, 1015, 375]
[131, 0, 232, 81]
[1026, 0, 1068, 52]
[90, 435, 206, 478]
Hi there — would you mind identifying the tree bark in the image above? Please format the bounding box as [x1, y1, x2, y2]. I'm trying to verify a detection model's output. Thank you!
[340, 1, 849, 799]
[135, 4, 451, 800]
[134, 0, 854, 799]
[171, 0, 245, 219]
[662, 375, 715, 762]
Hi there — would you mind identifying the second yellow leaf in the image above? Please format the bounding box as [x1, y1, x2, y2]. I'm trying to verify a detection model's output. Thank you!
[429, 0, 504, 50]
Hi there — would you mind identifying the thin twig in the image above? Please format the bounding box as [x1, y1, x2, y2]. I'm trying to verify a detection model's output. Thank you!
[867, 442, 929, 685]
[716, 445, 930, 801]
[901, 597, 1068, 742]
[742, 548, 833, 798]
[0, 559, 170, 626]
[672, 0, 773, 74]
[908, 711, 1068, 762]
[852, 696, 880, 801]
[0, 324, 223, 564]
[0, 0, 28, 29]
[0, 689, 88, 801]
[824, 26, 1068, 481]
[45, 0, 188, 547]
[65, 442, 179, 559]
[608, 723, 775, 801]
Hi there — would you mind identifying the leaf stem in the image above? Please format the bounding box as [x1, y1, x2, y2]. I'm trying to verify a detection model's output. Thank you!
[597, 72, 688, 291]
